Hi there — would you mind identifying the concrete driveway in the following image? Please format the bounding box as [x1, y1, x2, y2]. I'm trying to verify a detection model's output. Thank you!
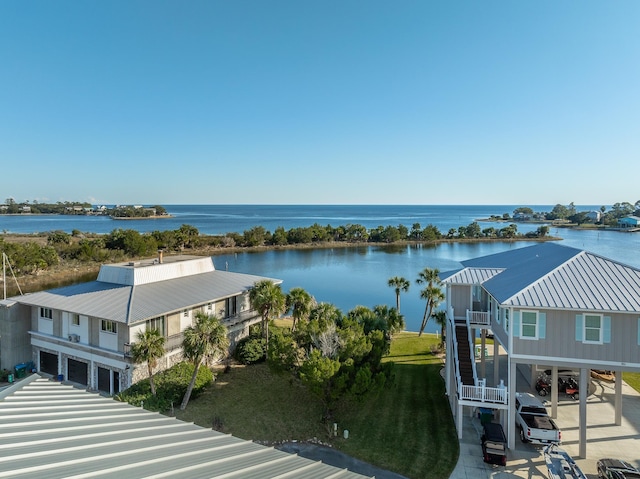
[449, 366, 640, 478]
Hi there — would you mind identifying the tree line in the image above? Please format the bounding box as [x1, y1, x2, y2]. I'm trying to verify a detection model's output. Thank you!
[1, 220, 548, 277]
[1, 198, 167, 217]
[493, 201, 640, 226]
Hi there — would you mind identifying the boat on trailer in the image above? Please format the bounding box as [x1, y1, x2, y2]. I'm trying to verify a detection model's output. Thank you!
[544, 444, 587, 479]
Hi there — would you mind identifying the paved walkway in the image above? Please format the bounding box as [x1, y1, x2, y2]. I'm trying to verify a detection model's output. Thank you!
[449, 364, 640, 479]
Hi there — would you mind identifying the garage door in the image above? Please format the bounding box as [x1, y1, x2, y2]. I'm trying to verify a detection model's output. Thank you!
[39, 351, 58, 375]
[97, 367, 110, 393]
[67, 358, 88, 385]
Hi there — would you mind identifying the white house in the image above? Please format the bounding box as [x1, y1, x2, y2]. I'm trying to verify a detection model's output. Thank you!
[0, 253, 281, 395]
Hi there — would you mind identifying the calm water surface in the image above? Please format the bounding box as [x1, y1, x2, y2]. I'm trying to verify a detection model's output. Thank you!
[3, 205, 638, 333]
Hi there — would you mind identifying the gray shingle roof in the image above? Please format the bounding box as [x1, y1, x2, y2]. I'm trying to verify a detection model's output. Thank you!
[15, 270, 282, 324]
[0, 376, 373, 479]
[441, 242, 640, 313]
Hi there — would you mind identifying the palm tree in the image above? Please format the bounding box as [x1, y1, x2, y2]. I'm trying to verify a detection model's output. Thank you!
[416, 267, 444, 336]
[179, 312, 229, 410]
[387, 276, 410, 313]
[373, 304, 405, 337]
[286, 287, 316, 332]
[432, 310, 447, 348]
[309, 302, 342, 330]
[249, 280, 286, 357]
[130, 329, 166, 396]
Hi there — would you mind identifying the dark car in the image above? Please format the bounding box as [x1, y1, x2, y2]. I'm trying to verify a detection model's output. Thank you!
[597, 458, 640, 479]
[481, 422, 507, 466]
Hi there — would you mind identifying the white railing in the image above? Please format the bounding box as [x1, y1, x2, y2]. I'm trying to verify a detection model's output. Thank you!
[467, 310, 490, 326]
[460, 383, 508, 404]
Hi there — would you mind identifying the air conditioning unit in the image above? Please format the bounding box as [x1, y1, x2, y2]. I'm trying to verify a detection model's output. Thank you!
[68, 334, 80, 343]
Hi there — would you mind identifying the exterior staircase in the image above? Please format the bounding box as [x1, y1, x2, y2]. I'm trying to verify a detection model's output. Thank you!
[455, 321, 475, 385]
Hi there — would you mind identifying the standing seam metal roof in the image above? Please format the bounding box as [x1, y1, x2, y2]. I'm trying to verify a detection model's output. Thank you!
[0, 377, 373, 479]
[14, 270, 282, 324]
[441, 243, 640, 313]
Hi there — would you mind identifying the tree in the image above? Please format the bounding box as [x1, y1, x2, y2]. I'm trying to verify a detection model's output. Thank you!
[249, 280, 286, 357]
[432, 310, 447, 348]
[286, 287, 315, 332]
[387, 276, 410, 313]
[416, 267, 444, 336]
[373, 304, 405, 337]
[130, 329, 165, 396]
[180, 312, 229, 410]
[513, 207, 534, 215]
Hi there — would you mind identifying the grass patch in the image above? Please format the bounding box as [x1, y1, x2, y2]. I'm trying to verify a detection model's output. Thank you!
[623, 372, 640, 393]
[173, 332, 458, 479]
[332, 332, 458, 479]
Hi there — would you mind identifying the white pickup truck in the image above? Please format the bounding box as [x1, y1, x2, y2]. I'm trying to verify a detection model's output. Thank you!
[515, 392, 561, 445]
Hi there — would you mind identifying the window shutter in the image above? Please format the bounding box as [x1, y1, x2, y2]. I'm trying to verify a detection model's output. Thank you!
[513, 311, 520, 337]
[575, 314, 583, 341]
[603, 316, 611, 343]
[539, 313, 546, 339]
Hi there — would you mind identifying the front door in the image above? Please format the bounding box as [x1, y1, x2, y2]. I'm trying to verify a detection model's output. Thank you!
[39, 351, 57, 375]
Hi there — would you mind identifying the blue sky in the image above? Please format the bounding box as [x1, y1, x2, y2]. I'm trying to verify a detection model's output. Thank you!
[1, 1, 639, 206]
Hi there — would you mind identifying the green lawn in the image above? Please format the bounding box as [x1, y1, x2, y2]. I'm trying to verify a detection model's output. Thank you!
[623, 372, 640, 393]
[173, 332, 459, 479]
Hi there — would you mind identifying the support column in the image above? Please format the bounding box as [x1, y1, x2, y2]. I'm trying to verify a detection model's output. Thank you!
[480, 329, 486, 378]
[508, 360, 517, 450]
[615, 369, 622, 426]
[550, 366, 558, 418]
[493, 339, 499, 386]
[578, 367, 588, 458]
[457, 402, 463, 439]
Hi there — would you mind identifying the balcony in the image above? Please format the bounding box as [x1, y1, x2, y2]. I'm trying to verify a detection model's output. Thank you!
[467, 310, 490, 326]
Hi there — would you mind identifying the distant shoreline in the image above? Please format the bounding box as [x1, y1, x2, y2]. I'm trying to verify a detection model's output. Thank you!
[110, 215, 173, 220]
[0, 213, 173, 220]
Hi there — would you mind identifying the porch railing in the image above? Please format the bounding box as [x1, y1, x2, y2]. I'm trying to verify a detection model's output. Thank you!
[467, 310, 490, 326]
[460, 381, 507, 404]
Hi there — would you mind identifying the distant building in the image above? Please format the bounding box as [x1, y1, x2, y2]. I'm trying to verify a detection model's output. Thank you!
[513, 212, 530, 221]
[618, 216, 640, 228]
[585, 210, 601, 223]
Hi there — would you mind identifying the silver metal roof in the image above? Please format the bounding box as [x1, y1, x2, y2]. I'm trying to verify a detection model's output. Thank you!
[439, 267, 504, 285]
[441, 242, 640, 313]
[0, 376, 373, 479]
[15, 270, 282, 325]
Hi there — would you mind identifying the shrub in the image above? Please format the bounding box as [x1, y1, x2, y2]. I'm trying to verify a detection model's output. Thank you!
[116, 362, 214, 412]
[234, 336, 266, 364]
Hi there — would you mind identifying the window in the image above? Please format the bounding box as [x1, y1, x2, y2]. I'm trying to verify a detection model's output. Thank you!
[101, 320, 117, 334]
[225, 296, 237, 318]
[40, 307, 53, 319]
[72, 314, 80, 326]
[207, 303, 213, 311]
[584, 314, 602, 343]
[183, 309, 189, 317]
[147, 316, 165, 336]
[504, 309, 510, 333]
[521, 311, 537, 338]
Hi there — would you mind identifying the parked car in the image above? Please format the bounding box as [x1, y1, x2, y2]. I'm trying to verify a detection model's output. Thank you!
[481, 422, 507, 465]
[597, 458, 640, 479]
[515, 392, 561, 444]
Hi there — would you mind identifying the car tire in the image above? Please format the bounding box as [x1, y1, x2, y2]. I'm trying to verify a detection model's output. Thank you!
[519, 427, 528, 443]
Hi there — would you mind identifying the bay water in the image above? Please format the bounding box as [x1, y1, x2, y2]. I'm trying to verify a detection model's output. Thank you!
[2, 205, 638, 333]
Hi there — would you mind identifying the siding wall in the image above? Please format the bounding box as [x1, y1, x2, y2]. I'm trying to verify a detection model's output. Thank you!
[449, 285, 471, 319]
[513, 309, 640, 364]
